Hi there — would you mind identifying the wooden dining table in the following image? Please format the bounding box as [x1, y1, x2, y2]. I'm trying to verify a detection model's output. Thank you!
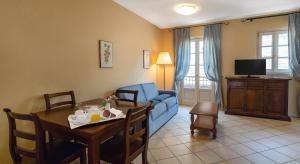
[36, 98, 147, 164]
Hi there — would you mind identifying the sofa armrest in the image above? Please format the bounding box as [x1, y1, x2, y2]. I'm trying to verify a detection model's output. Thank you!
[115, 89, 138, 106]
[158, 90, 177, 97]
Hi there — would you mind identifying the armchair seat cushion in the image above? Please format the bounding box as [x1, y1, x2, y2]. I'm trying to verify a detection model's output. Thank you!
[153, 94, 172, 101]
[162, 97, 177, 109]
[150, 102, 167, 120]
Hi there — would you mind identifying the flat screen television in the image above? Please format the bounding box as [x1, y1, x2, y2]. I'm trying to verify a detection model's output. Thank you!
[235, 59, 266, 77]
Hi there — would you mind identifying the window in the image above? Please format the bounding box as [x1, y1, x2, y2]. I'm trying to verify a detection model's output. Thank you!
[258, 31, 290, 73]
[184, 39, 211, 89]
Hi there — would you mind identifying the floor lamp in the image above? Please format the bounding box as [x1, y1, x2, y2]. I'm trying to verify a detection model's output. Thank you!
[157, 52, 172, 90]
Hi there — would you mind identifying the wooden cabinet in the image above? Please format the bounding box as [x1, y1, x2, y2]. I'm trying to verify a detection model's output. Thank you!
[226, 77, 290, 121]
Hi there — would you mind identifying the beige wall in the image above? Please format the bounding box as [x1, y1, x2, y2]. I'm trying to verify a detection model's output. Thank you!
[157, 29, 174, 90]
[0, 0, 162, 162]
[159, 16, 300, 117]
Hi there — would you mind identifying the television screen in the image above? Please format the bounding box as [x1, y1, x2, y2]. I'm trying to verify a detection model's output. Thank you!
[235, 59, 266, 76]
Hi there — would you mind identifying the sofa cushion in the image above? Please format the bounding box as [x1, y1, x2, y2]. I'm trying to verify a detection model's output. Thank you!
[118, 84, 147, 103]
[150, 100, 161, 106]
[153, 94, 172, 101]
[162, 97, 177, 109]
[141, 83, 159, 101]
[150, 102, 167, 120]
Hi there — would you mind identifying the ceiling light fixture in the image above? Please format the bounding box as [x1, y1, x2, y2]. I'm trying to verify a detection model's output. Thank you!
[174, 3, 199, 16]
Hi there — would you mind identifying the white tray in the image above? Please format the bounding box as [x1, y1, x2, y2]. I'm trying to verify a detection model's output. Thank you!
[68, 106, 126, 129]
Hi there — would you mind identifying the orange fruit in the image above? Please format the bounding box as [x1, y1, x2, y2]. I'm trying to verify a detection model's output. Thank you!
[90, 114, 101, 122]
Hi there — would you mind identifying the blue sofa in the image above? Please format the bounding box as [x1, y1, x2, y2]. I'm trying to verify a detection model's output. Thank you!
[116, 83, 179, 136]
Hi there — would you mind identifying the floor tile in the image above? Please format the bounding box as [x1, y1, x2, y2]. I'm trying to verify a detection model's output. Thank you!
[287, 143, 300, 152]
[216, 161, 229, 164]
[149, 139, 166, 149]
[168, 144, 192, 156]
[275, 146, 300, 159]
[229, 144, 256, 156]
[156, 157, 180, 164]
[147, 151, 156, 162]
[212, 146, 240, 160]
[228, 157, 253, 164]
[205, 141, 224, 149]
[196, 150, 224, 163]
[216, 136, 239, 146]
[176, 134, 197, 143]
[228, 134, 252, 143]
[245, 153, 277, 164]
[162, 136, 182, 146]
[150, 147, 174, 160]
[243, 141, 270, 152]
[256, 138, 282, 149]
[177, 153, 205, 164]
[285, 161, 300, 164]
[184, 142, 208, 153]
[172, 128, 189, 136]
[260, 149, 293, 163]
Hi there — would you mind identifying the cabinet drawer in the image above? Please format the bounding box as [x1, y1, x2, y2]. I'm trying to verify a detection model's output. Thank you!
[229, 80, 245, 88]
[247, 80, 264, 88]
[266, 81, 286, 89]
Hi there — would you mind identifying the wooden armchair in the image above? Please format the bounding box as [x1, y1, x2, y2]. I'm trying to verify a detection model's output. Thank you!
[99, 104, 151, 164]
[3, 108, 86, 164]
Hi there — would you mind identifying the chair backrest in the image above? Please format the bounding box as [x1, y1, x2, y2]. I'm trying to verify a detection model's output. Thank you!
[122, 104, 151, 163]
[3, 108, 46, 164]
[115, 90, 138, 106]
[44, 91, 76, 110]
[117, 84, 147, 103]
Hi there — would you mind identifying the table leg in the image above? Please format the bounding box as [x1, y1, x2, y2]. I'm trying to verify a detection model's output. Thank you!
[88, 139, 100, 164]
[212, 116, 217, 139]
[190, 114, 194, 135]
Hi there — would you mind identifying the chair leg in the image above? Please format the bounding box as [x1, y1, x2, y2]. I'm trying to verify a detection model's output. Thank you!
[79, 149, 87, 164]
[142, 151, 148, 164]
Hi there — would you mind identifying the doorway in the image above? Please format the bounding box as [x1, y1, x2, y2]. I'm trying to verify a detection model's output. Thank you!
[181, 38, 214, 105]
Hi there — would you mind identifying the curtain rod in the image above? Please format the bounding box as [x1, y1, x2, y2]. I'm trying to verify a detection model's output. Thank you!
[168, 21, 229, 31]
[241, 10, 300, 22]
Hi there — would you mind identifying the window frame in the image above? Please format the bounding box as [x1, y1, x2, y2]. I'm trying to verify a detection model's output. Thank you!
[257, 30, 290, 74]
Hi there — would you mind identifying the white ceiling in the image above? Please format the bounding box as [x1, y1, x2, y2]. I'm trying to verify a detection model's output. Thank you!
[113, 0, 300, 29]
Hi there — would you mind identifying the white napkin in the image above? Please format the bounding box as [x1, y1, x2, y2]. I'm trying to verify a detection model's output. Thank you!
[109, 108, 122, 117]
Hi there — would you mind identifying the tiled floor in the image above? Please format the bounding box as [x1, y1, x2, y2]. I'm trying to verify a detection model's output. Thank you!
[132, 106, 300, 164]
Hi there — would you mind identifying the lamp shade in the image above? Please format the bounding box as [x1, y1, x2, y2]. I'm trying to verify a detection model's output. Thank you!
[157, 52, 172, 65]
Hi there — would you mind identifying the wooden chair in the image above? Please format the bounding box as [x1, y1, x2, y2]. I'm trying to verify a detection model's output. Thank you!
[44, 91, 76, 142]
[99, 104, 152, 164]
[44, 91, 76, 110]
[3, 108, 86, 164]
[115, 89, 139, 107]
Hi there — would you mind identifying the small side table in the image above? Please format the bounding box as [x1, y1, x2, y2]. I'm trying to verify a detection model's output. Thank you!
[190, 102, 218, 139]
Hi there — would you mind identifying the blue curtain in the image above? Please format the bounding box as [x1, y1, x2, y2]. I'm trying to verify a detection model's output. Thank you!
[203, 24, 223, 108]
[173, 28, 191, 91]
[289, 13, 300, 80]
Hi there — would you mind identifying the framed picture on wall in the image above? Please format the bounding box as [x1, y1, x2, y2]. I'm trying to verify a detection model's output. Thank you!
[99, 40, 113, 68]
[143, 50, 151, 69]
